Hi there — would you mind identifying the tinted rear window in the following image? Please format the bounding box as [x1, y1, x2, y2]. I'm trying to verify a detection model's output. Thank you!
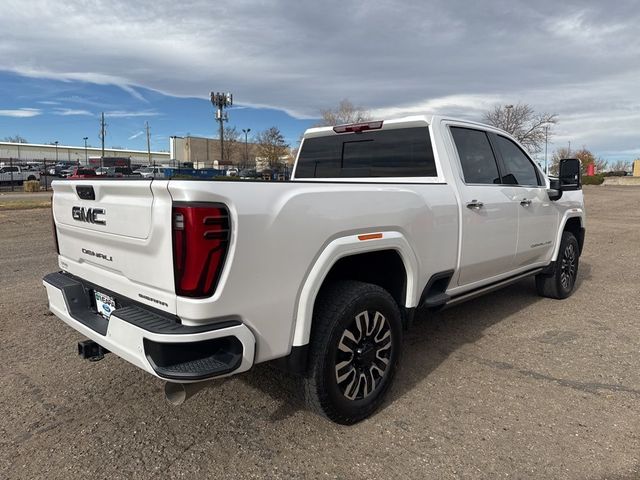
[295, 127, 437, 178]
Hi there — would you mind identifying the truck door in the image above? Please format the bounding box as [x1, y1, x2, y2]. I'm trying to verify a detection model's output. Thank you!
[449, 127, 518, 286]
[491, 134, 559, 267]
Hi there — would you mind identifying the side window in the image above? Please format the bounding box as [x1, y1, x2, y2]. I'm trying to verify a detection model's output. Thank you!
[450, 127, 501, 185]
[495, 135, 541, 186]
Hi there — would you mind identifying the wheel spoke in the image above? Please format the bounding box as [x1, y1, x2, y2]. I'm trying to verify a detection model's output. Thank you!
[354, 311, 367, 342]
[345, 373, 364, 400]
[338, 329, 358, 353]
[335, 360, 355, 383]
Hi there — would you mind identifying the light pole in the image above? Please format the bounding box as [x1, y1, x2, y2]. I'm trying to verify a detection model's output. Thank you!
[242, 128, 251, 167]
[543, 125, 549, 175]
[505, 104, 513, 133]
[54, 141, 59, 163]
[210, 92, 233, 166]
[83, 137, 88, 165]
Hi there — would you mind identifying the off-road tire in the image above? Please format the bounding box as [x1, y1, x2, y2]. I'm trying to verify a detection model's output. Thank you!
[536, 231, 580, 299]
[303, 280, 402, 424]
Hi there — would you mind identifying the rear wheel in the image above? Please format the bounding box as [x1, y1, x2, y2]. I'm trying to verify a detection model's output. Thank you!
[536, 231, 580, 299]
[303, 280, 402, 424]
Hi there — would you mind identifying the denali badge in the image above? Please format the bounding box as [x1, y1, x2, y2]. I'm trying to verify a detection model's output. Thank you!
[72, 206, 106, 225]
[81, 248, 113, 262]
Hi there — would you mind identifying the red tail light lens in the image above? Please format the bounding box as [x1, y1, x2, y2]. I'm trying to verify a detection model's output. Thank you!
[51, 202, 59, 254]
[172, 203, 230, 298]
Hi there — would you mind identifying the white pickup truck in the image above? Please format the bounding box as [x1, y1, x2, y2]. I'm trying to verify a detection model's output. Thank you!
[0, 165, 40, 185]
[43, 115, 585, 424]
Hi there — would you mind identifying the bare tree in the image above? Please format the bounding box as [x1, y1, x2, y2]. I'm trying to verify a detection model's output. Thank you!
[550, 146, 595, 175]
[483, 103, 557, 154]
[594, 157, 608, 174]
[3, 135, 28, 143]
[222, 126, 241, 165]
[609, 159, 630, 173]
[317, 99, 372, 127]
[256, 127, 289, 169]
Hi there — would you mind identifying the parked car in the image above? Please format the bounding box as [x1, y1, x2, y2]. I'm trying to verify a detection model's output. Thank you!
[106, 166, 134, 177]
[226, 167, 239, 177]
[95, 167, 110, 176]
[59, 168, 75, 178]
[138, 166, 165, 178]
[239, 168, 259, 179]
[0, 165, 40, 185]
[68, 168, 98, 179]
[44, 115, 586, 424]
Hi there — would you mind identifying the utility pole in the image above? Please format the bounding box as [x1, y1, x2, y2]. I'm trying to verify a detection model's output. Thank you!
[568, 141, 571, 157]
[99, 112, 107, 169]
[54, 141, 59, 162]
[145, 122, 152, 165]
[210, 92, 233, 166]
[83, 137, 88, 165]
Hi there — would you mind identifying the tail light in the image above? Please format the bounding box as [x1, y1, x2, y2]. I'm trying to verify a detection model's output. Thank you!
[172, 203, 230, 298]
[51, 202, 59, 254]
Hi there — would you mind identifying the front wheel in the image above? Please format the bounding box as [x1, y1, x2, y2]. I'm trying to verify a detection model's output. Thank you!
[536, 231, 580, 299]
[303, 280, 402, 424]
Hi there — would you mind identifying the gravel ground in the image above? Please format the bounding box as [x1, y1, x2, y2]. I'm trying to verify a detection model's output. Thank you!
[0, 185, 638, 479]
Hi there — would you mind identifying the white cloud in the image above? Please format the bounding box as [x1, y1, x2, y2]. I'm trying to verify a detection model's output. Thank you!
[53, 108, 93, 116]
[0, 0, 639, 158]
[0, 108, 41, 117]
[106, 110, 160, 118]
[128, 130, 144, 140]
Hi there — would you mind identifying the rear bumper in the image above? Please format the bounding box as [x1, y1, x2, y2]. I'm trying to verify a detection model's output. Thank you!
[43, 272, 255, 382]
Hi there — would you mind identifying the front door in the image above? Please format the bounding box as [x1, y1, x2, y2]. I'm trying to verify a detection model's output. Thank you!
[449, 126, 518, 286]
[491, 134, 559, 268]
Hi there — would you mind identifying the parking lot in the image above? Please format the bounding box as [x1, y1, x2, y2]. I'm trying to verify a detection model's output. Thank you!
[0, 185, 638, 479]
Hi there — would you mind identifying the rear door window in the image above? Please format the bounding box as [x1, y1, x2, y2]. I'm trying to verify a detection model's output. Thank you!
[295, 127, 437, 178]
[450, 127, 501, 185]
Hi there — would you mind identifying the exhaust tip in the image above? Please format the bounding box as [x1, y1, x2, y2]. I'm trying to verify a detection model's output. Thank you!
[164, 381, 212, 405]
[164, 382, 188, 406]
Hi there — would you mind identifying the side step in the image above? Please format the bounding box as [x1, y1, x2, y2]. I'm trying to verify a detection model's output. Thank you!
[422, 292, 451, 308]
[445, 268, 544, 308]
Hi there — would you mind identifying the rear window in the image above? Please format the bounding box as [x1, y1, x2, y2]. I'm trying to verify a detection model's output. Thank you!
[295, 127, 437, 178]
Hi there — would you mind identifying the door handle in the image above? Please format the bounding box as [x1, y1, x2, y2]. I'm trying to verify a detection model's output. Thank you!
[466, 200, 484, 210]
[520, 199, 532, 207]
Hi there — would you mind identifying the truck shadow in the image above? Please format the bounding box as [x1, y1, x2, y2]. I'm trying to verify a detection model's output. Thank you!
[239, 263, 592, 423]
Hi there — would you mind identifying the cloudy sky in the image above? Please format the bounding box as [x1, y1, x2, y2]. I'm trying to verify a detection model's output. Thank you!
[0, 0, 638, 161]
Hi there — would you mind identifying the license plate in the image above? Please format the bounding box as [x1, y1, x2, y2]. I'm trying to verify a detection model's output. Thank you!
[95, 291, 116, 319]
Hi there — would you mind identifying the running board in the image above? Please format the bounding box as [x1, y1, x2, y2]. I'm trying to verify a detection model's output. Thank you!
[444, 268, 544, 308]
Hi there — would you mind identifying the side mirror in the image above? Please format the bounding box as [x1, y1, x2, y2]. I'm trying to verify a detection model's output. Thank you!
[559, 158, 581, 191]
[547, 158, 581, 201]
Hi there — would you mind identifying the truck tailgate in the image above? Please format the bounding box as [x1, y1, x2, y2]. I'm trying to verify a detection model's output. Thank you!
[52, 179, 177, 314]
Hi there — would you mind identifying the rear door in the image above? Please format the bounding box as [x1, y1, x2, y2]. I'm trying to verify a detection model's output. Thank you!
[492, 134, 559, 267]
[449, 126, 518, 286]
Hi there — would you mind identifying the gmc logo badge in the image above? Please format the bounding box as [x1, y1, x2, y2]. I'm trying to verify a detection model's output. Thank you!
[72, 206, 106, 225]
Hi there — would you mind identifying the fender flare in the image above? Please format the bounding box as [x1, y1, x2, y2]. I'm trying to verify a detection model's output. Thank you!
[551, 210, 584, 261]
[291, 231, 419, 347]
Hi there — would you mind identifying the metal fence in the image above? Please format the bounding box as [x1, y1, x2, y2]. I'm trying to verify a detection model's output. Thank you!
[0, 158, 65, 192]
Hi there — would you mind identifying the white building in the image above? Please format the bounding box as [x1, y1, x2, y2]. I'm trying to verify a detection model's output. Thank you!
[0, 141, 170, 165]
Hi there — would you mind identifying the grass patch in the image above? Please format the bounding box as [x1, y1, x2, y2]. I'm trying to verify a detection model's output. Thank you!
[0, 199, 51, 211]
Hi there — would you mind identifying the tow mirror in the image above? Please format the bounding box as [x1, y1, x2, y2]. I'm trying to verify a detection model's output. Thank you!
[559, 158, 581, 190]
[548, 158, 582, 201]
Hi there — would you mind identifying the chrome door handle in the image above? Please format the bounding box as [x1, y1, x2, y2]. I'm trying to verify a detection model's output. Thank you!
[466, 200, 484, 210]
[520, 199, 532, 207]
